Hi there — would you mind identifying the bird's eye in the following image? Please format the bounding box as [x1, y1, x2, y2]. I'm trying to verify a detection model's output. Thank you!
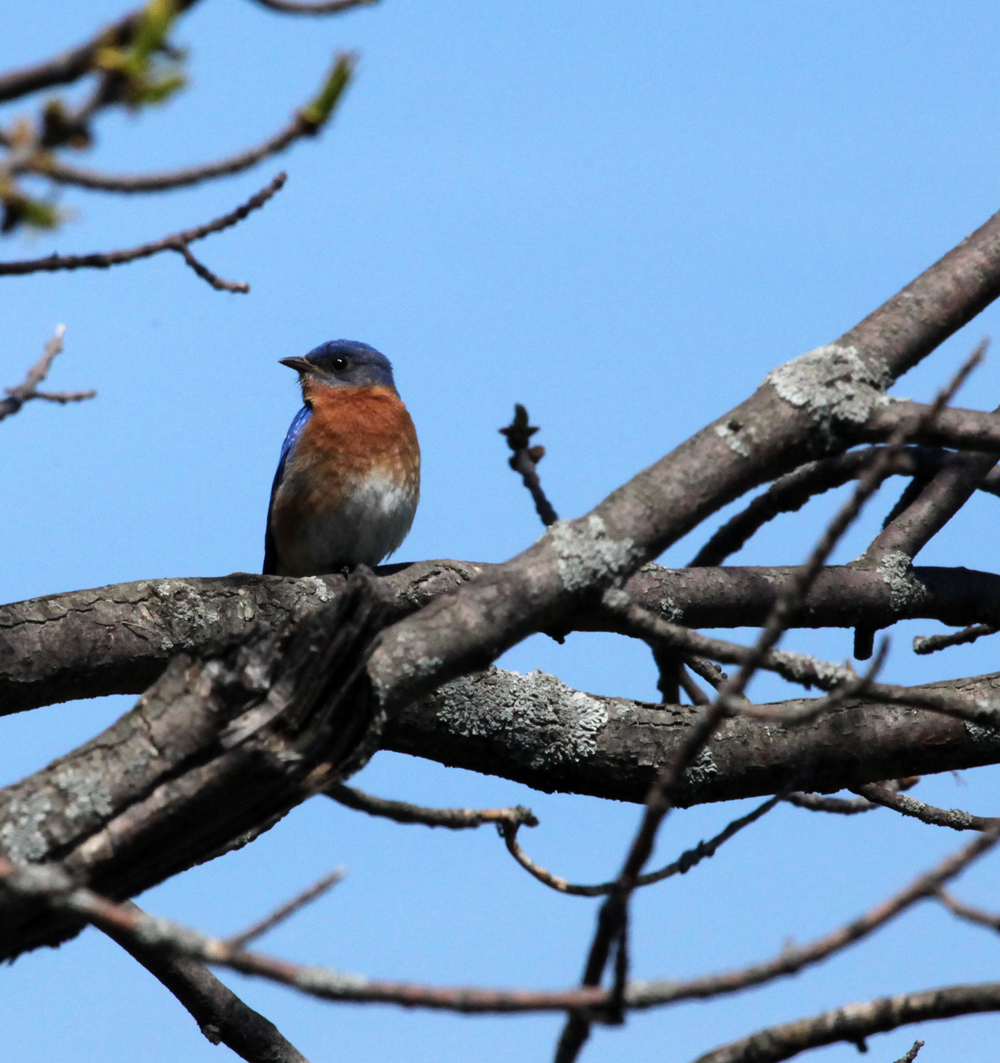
[331, 356, 348, 371]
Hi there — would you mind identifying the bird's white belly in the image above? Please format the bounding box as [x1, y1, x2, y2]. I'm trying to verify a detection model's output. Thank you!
[282, 473, 417, 574]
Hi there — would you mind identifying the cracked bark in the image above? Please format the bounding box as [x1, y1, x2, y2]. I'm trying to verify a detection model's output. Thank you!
[5, 561, 1000, 716]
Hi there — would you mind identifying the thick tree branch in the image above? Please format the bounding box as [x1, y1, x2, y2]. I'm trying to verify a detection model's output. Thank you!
[0, 575, 386, 961]
[11, 561, 1000, 717]
[365, 206, 1000, 717]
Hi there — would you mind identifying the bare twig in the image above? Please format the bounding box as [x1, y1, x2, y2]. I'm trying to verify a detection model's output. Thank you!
[0, 172, 286, 290]
[326, 782, 538, 830]
[1, 325, 95, 422]
[692, 984, 996, 1063]
[861, 391, 999, 564]
[226, 870, 345, 950]
[31, 55, 354, 193]
[556, 349, 985, 1063]
[500, 404, 559, 526]
[500, 792, 783, 896]
[102, 901, 311, 1063]
[250, 0, 377, 12]
[937, 889, 1000, 933]
[784, 792, 878, 815]
[892, 1043, 925, 1063]
[853, 782, 997, 832]
[913, 623, 999, 655]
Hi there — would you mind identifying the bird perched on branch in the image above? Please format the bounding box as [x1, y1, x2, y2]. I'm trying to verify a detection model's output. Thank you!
[263, 339, 420, 577]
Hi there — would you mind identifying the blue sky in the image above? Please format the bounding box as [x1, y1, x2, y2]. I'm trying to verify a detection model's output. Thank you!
[5, 2, 1000, 1061]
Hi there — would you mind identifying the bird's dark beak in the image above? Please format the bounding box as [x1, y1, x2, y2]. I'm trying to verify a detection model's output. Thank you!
[279, 356, 314, 374]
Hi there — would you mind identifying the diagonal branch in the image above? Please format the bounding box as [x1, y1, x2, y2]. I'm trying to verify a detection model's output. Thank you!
[29, 54, 354, 193]
[103, 901, 312, 1063]
[0, 0, 203, 105]
[692, 984, 1000, 1063]
[0, 172, 286, 290]
[1, 324, 95, 422]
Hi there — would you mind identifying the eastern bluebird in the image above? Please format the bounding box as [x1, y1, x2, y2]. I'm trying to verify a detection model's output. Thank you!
[263, 339, 420, 577]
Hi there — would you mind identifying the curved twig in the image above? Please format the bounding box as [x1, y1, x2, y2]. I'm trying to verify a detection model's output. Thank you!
[0, 172, 285, 289]
[500, 792, 783, 897]
[913, 622, 999, 655]
[30, 55, 354, 194]
[249, 0, 377, 12]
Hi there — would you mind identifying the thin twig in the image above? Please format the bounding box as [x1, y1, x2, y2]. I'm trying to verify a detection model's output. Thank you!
[784, 792, 878, 815]
[226, 869, 345, 950]
[31, 55, 354, 193]
[0, 172, 286, 290]
[913, 623, 999, 655]
[501, 792, 783, 896]
[1, 325, 95, 422]
[937, 889, 1000, 933]
[102, 901, 311, 1063]
[853, 782, 997, 832]
[250, 0, 377, 12]
[892, 1042, 925, 1063]
[326, 782, 538, 830]
[500, 404, 559, 526]
[556, 346, 985, 1063]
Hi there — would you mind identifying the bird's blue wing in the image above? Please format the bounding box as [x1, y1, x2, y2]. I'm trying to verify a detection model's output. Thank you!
[263, 404, 312, 575]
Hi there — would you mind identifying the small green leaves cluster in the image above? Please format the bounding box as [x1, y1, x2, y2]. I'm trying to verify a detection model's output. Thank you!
[94, 0, 187, 109]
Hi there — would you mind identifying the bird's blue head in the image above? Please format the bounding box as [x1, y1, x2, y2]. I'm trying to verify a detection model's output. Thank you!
[280, 339, 397, 391]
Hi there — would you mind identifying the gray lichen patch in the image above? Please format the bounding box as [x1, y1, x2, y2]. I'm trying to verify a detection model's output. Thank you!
[875, 550, 930, 613]
[770, 649, 854, 690]
[765, 344, 891, 425]
[714, 419, 754, 458]
[547, 515, 640, 593]
[431, 667, 609, 770]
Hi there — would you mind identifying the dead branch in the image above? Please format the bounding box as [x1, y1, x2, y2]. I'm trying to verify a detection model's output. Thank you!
[226, 870, 344, 949]
[250, 0, 377, 13]
[0, 172, 286, 290]
[103, 901, 311, 1063]
[852, 782, 996, 831]
[692, 985, 999, 1063]
[500, 791, 782, 896]
[913, 623, 999, 655]
[0, 325, 94, 422]
[325, 782, 538, 830]
[937, 889, 1000, 933]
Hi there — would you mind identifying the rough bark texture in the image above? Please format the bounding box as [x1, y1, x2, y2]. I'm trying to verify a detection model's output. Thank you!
[6, 561, 1000, 716]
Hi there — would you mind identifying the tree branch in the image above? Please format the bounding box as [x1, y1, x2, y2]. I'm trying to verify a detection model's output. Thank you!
[0, 324, 95, 422]
[0, 172, 285, 290]
[103, 901, 312, 1063]
[30, 55, 354, 193]
[693, 984, 1000, 1063]
[0, 0, 203, 105]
